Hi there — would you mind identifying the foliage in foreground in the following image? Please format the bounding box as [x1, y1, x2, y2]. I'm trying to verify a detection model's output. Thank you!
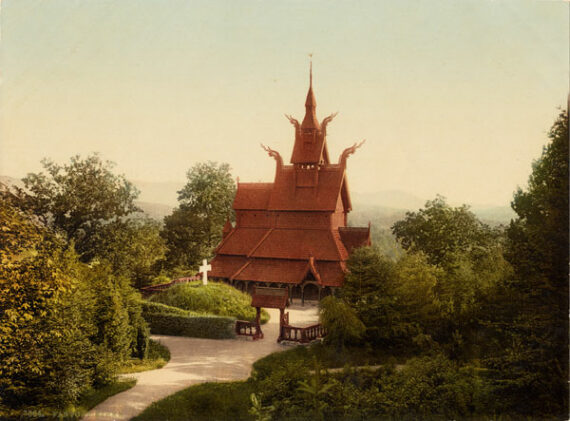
[149, 281, 269, 323]
[133, 381, 253, 421]
[318, 296, 365, 350]
[118, 339, 171, 374]
[0, 181, 149, 410]
[494, 108, 569, 415]
[0, 378, 136, 421]
[135, 348, 493, 421]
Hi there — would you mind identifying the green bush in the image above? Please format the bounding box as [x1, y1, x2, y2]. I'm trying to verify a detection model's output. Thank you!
[319, 296, 365, 350]
[145, 313, 235, 339]
[149, 281, 269, 323]
[141, 300, 194, 317]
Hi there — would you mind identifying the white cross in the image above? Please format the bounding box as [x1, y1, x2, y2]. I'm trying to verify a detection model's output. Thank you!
[199, 259, 212, 286]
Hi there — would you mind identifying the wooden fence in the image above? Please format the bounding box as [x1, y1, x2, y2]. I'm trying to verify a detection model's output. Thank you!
[279, 323, 325, 344]
[235, 320, 263, 340]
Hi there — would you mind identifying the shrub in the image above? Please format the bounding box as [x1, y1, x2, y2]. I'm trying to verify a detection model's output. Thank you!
[145, 313, 235, 339]
[149, 281, 269, 323]
[375, 353, 490, 419]
[141, 300, 194, 317]
[319, 296, 365, 350]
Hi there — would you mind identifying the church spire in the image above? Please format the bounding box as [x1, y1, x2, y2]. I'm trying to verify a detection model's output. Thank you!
[301, 59, 320, 130]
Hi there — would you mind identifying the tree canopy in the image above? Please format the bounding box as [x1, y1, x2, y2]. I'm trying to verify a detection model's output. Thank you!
[391, 196, 496, 267]
[162, 161, 235, 270]
[495, 108, 569, 415]
[11, 154, 140, 262]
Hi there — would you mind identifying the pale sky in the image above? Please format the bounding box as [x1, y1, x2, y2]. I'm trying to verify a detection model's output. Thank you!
[1, 0, 568, 207]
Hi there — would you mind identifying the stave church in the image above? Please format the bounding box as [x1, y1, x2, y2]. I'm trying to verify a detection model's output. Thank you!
[209, 67, 371, 303]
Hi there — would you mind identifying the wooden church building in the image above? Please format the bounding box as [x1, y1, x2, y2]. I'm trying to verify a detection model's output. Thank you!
[209, 69, 371, 302]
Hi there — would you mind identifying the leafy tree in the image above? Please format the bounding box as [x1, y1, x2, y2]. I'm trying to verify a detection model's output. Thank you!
[98, 218, 167, 288]
[390, 197, 511, 358]
[392, 196, 496, 267]
[9, 154, 140, 262]
[0, 197, 149, 411]
[492, 109, 569, 416]
[340, 246, 398, 344]
[162, 161, 235, 269]
[161, 206, 209, 269]
[392, 252, 442, 347]
[318, 296, 365, 351]
[0, 199, 97, 408]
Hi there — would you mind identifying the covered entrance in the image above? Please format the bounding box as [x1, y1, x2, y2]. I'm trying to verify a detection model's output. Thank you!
[235, 286, 326, 343]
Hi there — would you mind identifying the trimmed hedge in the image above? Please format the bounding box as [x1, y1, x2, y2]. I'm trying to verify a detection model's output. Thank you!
[141, 300, 194, 317]
[149, 281, 270, 324]
[145, 313, 236, 339]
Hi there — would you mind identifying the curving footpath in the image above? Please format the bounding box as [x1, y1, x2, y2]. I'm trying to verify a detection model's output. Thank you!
[83, 304, 319, 421]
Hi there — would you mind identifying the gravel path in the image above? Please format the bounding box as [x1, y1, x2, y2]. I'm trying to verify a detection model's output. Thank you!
[82, 304, 319, 421]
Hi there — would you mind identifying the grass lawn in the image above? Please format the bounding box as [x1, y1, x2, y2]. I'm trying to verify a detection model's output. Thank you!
[74, 378, 137, 417]
[132, 381, 254, 421]
[2, 378, 138, 420]
[118, 339, 171, 374]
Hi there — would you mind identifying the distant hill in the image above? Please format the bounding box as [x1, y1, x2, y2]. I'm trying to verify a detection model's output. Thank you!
[132, 180, 184, 208]
[0, 175, 24, 190]
[352, 190, 425, 211]
[134, 201, 173, 221]
[470, 205, 516, 226]
[351, 190, 515, 228]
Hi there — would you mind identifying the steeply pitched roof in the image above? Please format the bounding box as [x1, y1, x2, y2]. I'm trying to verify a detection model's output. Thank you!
[209, 255, 249, 279]
[255, 229, 346, 261]
[339, 226, 371, 253]
[290, 132, 328, 165]
[233, 183, 272, 210]
[215, 227, 269, 256]
[268, 166, 347, 211]
[234, 259, 308, 283]
[215, 256, 346, 287]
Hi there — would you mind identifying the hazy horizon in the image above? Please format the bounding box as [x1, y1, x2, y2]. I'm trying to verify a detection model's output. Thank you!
[1, 0, 568, 208]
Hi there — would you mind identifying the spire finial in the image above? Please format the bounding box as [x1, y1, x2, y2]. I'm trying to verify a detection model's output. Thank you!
[302, 54, 319, 130]
[309, 53, 313, 88]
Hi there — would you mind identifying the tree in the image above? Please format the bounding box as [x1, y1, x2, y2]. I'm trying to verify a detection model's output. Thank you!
[493, 109, 569, 416]
[340, 247, 398, 344]
[392, 196, 495, 267]
[161, 206, 210, 270]
[0, 197, 149, 411]
[10, 154, 140, 262]
[318, 296, 365, 351]
[97, 218, 167, 288]
[0, 199, 97, 408]
[162, 161, 235, 269]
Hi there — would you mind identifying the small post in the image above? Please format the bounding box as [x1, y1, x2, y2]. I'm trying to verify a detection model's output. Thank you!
[254, 306, 263, 340]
